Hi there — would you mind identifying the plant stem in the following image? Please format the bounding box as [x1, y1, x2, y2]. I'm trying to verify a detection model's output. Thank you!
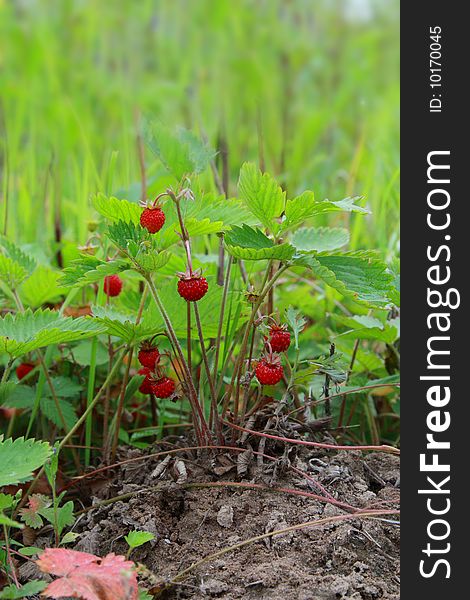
[193, 303, 223, 444]
[224, 421, 400, 455]
[338, 338, 360, 428]
[85, 338, 98, 466]
[213, 255, 232, 386]
[110, 287, 148, 461]
[145, 276, 210, 444]
[186, 301, 192, 374]
[224, 265, 288, 422]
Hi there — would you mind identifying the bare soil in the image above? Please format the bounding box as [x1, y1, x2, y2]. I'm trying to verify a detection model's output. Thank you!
[62, 440, 401, 600]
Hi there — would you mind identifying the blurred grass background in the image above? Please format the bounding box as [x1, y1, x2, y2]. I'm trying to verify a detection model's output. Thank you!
[0, 0, 399, 257]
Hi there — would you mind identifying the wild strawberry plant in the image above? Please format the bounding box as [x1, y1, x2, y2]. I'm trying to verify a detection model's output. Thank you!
[0, 124, 399, 455]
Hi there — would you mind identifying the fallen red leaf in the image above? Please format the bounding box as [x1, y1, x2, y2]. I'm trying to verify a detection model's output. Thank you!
[37, 548, 138, 600]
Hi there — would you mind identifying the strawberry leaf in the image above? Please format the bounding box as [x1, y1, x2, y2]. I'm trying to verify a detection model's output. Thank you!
[19, 494, 51, 529]
[40, 501, 75, 537]
[59, 256, 129, 288]
[93, 194, 141, 225]
[125, 530, 155, 549]
[281, 192, 369, 232]
[291, 252, 395, 307]
[0, 580, 47, 599]
[0, 309, 106, 358]
[0, 437, 52, 487]
[291, 226, 350, 253]
[225, 225, 295, 261]
[238, 163, 285, 232]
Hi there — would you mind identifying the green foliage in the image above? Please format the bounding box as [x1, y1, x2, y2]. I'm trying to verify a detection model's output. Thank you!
[19, 266, 67, 308]
[92, 306, 155, 343]
[125, 530, 155, 549]
[285, 307, 307, 349]
[145, 122, 215, 179]
[293, 252, 396, 307]
[0, 437, 52, 487]
[40, 501, 75, 538]
[291, 227, 350, 253]
[238, 163, 285, 233]
[59, 256, 129, 288]
[93, 193, 141, 225]
[225, 225, 295, 261]
[0, 237, 36, 290]
[0, 580, 47, 599]
[281, 193, 369, 233]
[0, 309, 106, 357]
[19, 494, 52, 529]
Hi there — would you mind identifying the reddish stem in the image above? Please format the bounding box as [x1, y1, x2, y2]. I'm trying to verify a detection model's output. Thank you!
[223, 421, 400, 455]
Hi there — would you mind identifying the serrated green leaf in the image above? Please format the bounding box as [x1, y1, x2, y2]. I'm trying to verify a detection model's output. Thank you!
[59, 255, 129, 288]
[291, 227, 349, 253]
[0, 309, 106, 358]
[285, 307, 306, 348]
[45, 376, 82, 398]
[19, 266, 67, 307]
[0, 580, 47, 599]
[134, 250, 171, 273]
[19, 494, 51, 529]
[125, 529, 155, 549]
[92, 306, 156, 343]
[2, 578, 39, 600]
[334, 314, 399, 344]
[0, 437, 52, 487]
[0, 255, 28, 289]
[40, 397, 78, 431]
[294, 252, 394, 307]
[185, 193, 257, 230]
[0, 237, 36, 274]
[225, 225, 295, 261]
[388, 257, 400, 307]
[0, 493, 14, 511]
[282, 193, 369, 231]
[106, 220, 150, 255]
[0, 237, 37, 290]
[93, 193, 141, 224]
[1, 384, 36, 409]
[238, 163, 285, 232]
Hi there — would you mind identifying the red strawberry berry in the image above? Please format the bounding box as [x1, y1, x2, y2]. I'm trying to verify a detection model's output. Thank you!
[138, 367, 153, 395]
[255, 357, 284, 386]
[138, 342, 161, 369]
[177, 274, 208, 302]
[268, 325, 291, 353]
[103, 274, 123, 297]
[140, 206, 166, 234]
[151, 376, 176, 399]
[16, 362, 35, 381]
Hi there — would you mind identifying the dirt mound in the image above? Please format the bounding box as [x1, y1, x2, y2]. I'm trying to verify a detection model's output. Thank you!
[69, 442, 400, 599]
